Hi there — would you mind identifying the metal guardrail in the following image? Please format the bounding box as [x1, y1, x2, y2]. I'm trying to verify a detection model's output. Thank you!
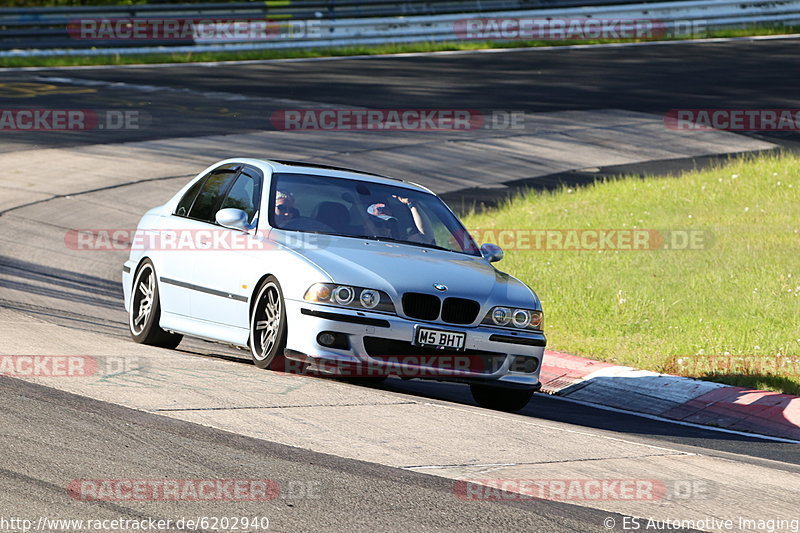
[0, 1, 596, 25]
[0, 0, 797, 56]
[7, 1, 545, 51]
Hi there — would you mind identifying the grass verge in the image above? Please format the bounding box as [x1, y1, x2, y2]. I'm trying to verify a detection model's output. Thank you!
[461, 152, 800, 394]
[0, 25, 798, 69]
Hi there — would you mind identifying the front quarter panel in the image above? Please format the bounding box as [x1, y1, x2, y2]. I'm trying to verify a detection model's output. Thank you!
[250, 239, 333, 303]
[489, 268, 542, 311]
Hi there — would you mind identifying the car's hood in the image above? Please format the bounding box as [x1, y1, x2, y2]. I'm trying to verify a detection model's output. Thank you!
[270, 230, 539, 308]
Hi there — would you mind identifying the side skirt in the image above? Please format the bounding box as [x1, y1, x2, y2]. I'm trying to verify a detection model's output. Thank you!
[160, 312, 250, 348]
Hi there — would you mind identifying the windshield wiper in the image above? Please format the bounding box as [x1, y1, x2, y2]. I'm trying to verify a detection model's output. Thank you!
[359, 235, 454, 253]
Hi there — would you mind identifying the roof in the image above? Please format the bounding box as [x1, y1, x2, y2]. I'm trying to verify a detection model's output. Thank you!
[217, 158, 432, 194]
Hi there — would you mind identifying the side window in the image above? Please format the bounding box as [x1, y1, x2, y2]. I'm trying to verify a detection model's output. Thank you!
[187, 170, 238, 223]
[220, 169, 262, 223]
[174, 176, 206, 217]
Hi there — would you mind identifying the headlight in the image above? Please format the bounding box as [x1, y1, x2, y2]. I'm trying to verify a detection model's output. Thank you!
[359, 289, 380, 309]
[305, 284, 332, 302]
[333, 286, 354, 305]
[529, 310, 543, 329]
[483, 306, 543, 331]
[512, 309, 531, 328]
[304, 283, 396, 314]
[492, 307, 511, 326]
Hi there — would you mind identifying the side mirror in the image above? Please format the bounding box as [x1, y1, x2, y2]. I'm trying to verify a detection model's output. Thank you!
[215, 208, 253, 232]
[480, 243, 504, 263]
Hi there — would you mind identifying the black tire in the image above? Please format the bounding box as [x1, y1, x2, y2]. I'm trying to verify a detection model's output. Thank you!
[470, 384, 534, 412]
[129, 259, 183, 349]
[249, 276, 287, 370]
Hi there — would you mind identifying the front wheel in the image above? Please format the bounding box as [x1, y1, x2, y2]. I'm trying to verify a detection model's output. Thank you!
[129, 259, 183, 348]
[249, 276, 287, 370]
[470, 384, 534, 412]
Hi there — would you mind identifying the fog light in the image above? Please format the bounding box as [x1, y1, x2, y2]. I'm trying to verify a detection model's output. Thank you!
[317, 332, 337, 346]
[511, 356, 539, 373]
[316, 331, 349, 349]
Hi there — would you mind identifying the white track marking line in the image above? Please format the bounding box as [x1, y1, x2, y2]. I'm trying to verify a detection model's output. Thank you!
[404, 453, 692, 470]
[33, 75, 353, 109]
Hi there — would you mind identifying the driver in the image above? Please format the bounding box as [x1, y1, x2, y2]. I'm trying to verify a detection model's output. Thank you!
[367, 196, 432, 241]
[274, 190, 299, 227]
[392, 195, 432, 239]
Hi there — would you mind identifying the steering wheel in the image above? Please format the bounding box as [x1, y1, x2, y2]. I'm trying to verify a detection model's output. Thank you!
[279, 216, 336, 233]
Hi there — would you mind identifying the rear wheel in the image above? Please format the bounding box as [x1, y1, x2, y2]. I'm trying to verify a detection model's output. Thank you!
[250, 276, 287, 370]
[129, 260, 183, 348]
[470, 384, 534, 412]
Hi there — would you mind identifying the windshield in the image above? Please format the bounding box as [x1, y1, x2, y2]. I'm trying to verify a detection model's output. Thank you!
[269, 172, 481, 256]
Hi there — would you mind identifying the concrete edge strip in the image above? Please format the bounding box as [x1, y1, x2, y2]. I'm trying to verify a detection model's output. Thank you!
[546, 394, 800, 445]
[541, 350, 800, 441]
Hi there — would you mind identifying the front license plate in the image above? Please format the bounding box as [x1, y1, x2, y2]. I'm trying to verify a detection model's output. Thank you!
[414, 327, 466, 350]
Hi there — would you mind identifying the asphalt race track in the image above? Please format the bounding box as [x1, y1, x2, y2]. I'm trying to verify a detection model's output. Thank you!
[1, 38, 799, 150]
[1, 38, 799, 532]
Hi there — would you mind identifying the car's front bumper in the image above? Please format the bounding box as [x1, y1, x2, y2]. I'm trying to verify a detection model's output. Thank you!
[284, 300, 546, 390]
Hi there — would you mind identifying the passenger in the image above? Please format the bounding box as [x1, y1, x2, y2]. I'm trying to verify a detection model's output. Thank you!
[274, 190, 299, 227]
[366, 202, 396, 222]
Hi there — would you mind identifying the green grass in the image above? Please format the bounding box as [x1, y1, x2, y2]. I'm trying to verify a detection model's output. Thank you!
[1, 24, 798, 69]
[462, 152, 800, 394]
